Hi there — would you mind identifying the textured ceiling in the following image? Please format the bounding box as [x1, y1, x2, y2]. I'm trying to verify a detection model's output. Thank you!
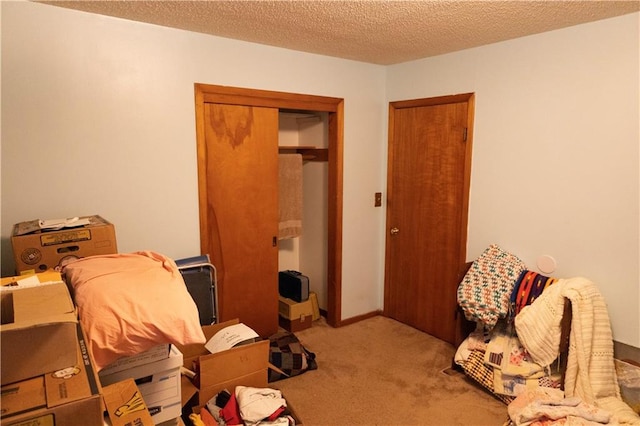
[39, 1, 640, 65]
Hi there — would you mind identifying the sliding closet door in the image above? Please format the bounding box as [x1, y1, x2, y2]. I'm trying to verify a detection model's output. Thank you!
[200, 102, 280, 337]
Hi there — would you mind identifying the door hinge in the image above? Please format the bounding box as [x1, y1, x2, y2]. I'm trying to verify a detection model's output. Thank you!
[463, 127, 468, 142]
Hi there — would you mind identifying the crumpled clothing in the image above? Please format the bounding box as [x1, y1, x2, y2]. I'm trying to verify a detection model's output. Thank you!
[485, 321, 546, 378]
[467, 322, 491, 351]
[189, 413, 206, 426]
[253, 417, 290, 426]
[494, 369, 562, 397]
[220, 391, 242, 425]
[236, 386, 287, 426]
[200, 408, 219, 426]
[508, 387, 611, 426]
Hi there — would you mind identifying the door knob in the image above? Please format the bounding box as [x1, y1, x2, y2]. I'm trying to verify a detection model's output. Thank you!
[390, 227, 399, 235]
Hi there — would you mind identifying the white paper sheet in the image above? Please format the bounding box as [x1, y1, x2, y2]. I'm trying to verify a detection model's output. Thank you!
[204, 323, 259, 354]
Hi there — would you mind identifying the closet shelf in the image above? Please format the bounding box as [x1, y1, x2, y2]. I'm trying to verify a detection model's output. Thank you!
[278, 146, 328, 162]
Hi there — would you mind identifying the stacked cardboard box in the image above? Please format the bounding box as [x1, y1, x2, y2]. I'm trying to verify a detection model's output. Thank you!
[1, 280, 78, 385]
[278, 291, 320, 332]
[0, 322, 104, 425]
[99, 346, 183, 425]
[11, 214, 117, 273]
[100, 344, 172, 376]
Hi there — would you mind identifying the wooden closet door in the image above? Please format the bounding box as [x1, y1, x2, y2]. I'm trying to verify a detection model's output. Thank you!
[200, 102, 279, 337]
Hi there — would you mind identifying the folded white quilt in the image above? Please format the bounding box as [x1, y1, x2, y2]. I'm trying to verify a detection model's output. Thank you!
[515, 277, 640, 424]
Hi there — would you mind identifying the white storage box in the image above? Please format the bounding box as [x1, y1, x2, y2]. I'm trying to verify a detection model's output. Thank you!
[99, 345, 183, 425]
[100, 344, 171, 376]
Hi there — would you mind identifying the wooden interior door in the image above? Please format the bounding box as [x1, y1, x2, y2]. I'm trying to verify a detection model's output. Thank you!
[195, 83, 345, 334]
[200, 102, 280, 337]
[384, 94, 474, 344]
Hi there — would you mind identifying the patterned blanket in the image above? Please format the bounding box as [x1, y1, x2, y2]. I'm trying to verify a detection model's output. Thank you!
[457, 244, 526, 329]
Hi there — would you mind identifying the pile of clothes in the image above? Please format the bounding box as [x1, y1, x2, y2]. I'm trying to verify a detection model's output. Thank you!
[456, 244, 640, 424]
[189, 386, 296, 426]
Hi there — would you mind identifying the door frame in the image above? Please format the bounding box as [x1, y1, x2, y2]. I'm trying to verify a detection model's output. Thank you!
[194, 83, 344, 327]
[383, 93, 475, 343]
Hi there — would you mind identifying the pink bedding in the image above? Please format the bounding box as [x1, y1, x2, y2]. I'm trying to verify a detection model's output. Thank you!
[63, 251, 205, 371]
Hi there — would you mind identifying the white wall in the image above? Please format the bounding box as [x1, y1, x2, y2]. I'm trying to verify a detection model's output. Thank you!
[387, 13, 640, 347]
[2, 2, 639, 347]
[0, 1, 387, 321]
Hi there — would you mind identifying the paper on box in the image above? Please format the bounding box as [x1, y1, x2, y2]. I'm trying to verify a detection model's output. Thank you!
[204, 323, 259, 354]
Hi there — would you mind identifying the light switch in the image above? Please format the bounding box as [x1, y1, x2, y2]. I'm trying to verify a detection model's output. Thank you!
[375, 192, 382, 207]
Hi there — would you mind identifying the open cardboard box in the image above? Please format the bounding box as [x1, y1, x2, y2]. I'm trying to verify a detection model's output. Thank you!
[1, 281, 78, 385]
[0, 322, 103, 425]
[175, 319, 270, 406]
[190, 388, 304, 426]
[100, 345, 183, 425]
[102, 378, 154, 426]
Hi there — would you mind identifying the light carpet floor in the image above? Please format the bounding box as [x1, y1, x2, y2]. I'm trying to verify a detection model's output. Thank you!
[274, 315, 508, 426]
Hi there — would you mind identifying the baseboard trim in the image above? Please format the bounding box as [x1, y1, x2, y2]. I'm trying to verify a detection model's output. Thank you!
[614, 340, 640, 364]
[338, 310, 382, 327]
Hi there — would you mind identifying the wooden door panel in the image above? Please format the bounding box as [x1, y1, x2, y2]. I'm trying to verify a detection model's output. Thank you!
[202, 103, 279, 337]
[384, 96, 472, 344]
[195, 84, 345, 330]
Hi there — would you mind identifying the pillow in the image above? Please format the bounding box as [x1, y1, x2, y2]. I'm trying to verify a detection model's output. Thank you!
[456, 244, 526, 329]
[63, 251, 205, 371]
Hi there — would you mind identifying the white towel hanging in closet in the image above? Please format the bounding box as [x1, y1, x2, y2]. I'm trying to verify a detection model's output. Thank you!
[278, 153, 303, 239]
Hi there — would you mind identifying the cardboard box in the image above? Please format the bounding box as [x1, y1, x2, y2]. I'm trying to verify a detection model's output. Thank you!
[1, 281, 78, 385]
[285, 394, 304, 426]
[11, 215, 117, 273]
[0, 269, 62, 286]
[279, 315, 312, 332]
[100, 344, 171, 376]
[103, 378, 155, 426]
[176, 319, 269, 406]
[309, 292, 320, 321]
[99, 346, 183, 425]
[0, 323, 103, 425]
[157, 418, 183, 426]
[192, 389, 303, 426]
[278, 295, 314, 321]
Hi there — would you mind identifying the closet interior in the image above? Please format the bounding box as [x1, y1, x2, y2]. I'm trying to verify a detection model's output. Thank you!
[278, 110, 329, 316]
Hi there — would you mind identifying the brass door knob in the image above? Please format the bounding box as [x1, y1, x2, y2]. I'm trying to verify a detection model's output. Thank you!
[390, 227, 399, 235]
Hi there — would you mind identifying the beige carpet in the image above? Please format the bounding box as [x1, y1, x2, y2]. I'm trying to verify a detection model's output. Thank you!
[274, 315, 509, 426]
